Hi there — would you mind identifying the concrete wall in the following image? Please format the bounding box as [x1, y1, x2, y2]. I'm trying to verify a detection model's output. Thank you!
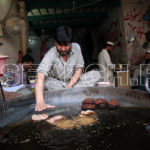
[28, 33, 55, 64]
[26, 0, 150, 67]
[96, 6, 127, 64]
[0, 0, 17, 20]
[122, 0, 150, 64]
[0, 0, 18, 64]
[0, 0, 28, 65]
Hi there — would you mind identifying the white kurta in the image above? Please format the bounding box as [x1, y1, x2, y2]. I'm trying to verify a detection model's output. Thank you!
[98, 49, 115, 82]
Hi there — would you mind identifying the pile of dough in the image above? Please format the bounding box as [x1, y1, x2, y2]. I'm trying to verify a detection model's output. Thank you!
[73, 117, 96, 126]
[46, 115, 66, 125]
[46, 110, 97, 130]
[32, 114, 49, 121]
[55, 119, 76, 130]
[79, 110, 96, 117]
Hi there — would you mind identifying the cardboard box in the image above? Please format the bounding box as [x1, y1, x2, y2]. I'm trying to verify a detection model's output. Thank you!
[116, 71, 130, 88]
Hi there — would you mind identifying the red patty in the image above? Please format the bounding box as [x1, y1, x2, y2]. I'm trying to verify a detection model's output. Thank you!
[94, 98, 108, 108]
[81, 104, 96, 110]
[108, 99, 120, 108]
[82, 98, 94, 104]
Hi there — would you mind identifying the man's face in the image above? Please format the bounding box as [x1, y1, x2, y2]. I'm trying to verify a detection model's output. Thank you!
[107, 46, 113, 52]
[55, 42, 72, 56]
[23, 61, 33, 69]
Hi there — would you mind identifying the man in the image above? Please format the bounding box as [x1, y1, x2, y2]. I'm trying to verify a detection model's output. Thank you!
[131, 49, 150, 77]
[141, 49, 150, 76]
[131, 49, 150, 90]
[98, 41, 115, 83]
[12, 54, 34, 85]
[35, 26, 101, 111]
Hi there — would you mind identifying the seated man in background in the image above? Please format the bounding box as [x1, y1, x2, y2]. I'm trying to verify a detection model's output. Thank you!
[35, 26, 101, 111]
[12, 54, 34, 85]
[130, 49, 150, 90]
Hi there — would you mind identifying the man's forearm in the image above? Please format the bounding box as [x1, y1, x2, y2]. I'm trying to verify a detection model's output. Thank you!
[35, 72, 55, 111]
[35, 72, 45, 104]
[66, 68, 83, 88]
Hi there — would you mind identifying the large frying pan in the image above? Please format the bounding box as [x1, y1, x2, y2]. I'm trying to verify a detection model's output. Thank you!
[0, 87, 150, 128]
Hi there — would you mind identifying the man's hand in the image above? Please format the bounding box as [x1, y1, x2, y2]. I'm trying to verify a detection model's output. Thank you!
[65, 68, 83, 88]
[65, 84, 73, 88]
[35, 73, 55, 112]
[35, 102, 55, 111]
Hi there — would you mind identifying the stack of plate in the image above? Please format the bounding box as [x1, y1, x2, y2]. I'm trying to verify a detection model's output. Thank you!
[96, 82, 114, 87]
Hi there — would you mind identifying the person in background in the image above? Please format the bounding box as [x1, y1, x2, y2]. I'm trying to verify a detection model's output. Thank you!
[132, 49, 150, 65]
[35, 26, 101, 111]
[98, 41, 116, 83]
[130, 49, 150, 90]
[12, 54, 34, 85]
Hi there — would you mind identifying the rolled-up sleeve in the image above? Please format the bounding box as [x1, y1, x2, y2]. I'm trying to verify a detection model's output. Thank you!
[36, 50, 54, 77]
[75, 44, 84, 69]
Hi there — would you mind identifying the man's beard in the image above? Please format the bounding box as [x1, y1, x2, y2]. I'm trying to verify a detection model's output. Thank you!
[57, 48, 71, 56]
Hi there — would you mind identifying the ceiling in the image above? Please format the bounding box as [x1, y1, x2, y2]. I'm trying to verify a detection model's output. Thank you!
[23, 0, 120, 35]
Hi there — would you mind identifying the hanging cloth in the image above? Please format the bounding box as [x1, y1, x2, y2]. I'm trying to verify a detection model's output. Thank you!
[40, 29, 48, 60]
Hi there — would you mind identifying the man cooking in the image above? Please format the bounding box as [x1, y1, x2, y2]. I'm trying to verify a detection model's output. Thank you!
[35, 26, 101, 111]
[98, 41, 116, 83]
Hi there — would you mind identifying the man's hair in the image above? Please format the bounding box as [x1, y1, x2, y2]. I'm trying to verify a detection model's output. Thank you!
[21, 55, 34, 63]
[54, 26, 73, 45]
